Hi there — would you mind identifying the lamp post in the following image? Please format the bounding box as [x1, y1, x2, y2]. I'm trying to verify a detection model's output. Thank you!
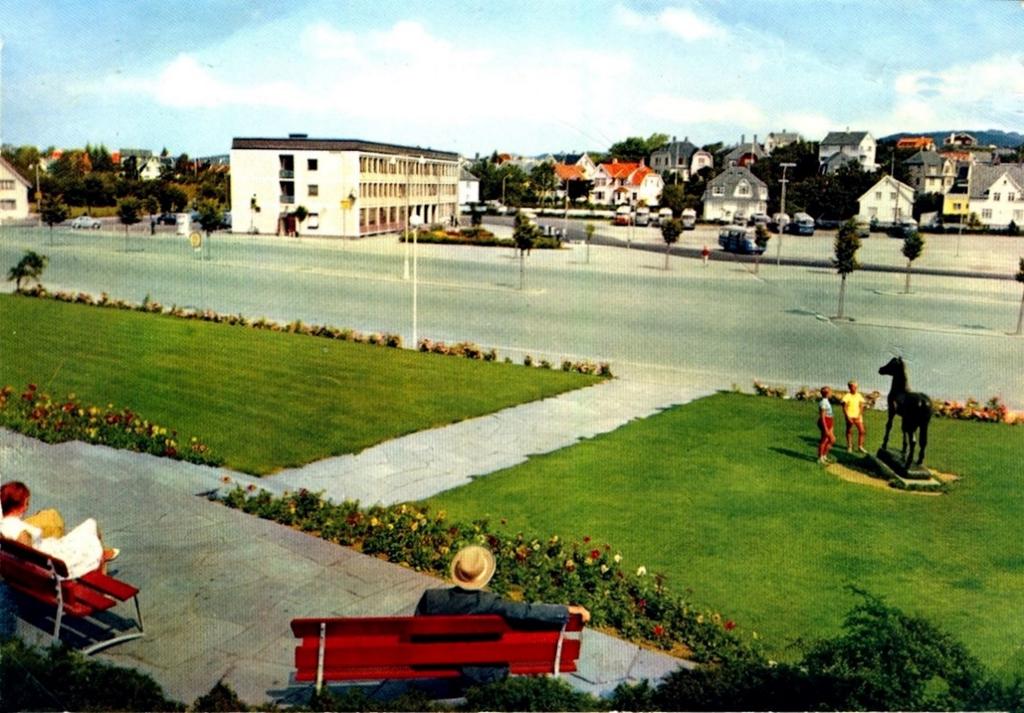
[777, 162, 795, 266]
[409, 212, 423, 347]
[501, 175, 507, 206]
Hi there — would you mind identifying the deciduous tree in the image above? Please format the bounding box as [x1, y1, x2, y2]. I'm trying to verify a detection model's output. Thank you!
[660, 218, 683, 270]
[39, 194, 69, 242]
[901, 231, 925, 294]
[512, 211, 539, 290]
[833, 219, 861, 319]
[754, 224, 771, 274]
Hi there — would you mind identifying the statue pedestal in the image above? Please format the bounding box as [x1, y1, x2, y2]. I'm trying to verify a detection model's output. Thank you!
[869, 449, 942, 490]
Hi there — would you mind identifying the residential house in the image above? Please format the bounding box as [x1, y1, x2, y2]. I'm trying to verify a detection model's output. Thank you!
[902, 151, 956, 195]
[701, 166, 767, 223]
[818, 131, 877, 173]
[458, 165, 480, 207]
[553, 162, 590, 203]
[723, 135, 767, 168]
[764, 131, 802, 154]
[230, 135, 459, 238]
[943, 132, 978, 148]
[967, 165, 1024, 228]
[552, 152, 597, 179]
[0, 156, 32, 221]
[591, 160, 664, 206]
[649, 137, 712, 180]
[896, 136, 936, 152]
[857, 175, 915, 226]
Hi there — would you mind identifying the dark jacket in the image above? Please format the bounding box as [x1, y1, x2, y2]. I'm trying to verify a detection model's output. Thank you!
[415, 587, 569, 684]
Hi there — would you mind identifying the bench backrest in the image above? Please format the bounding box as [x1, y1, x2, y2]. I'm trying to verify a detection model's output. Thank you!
[291, 614, 585, 682]
[0, 536, 69, 582]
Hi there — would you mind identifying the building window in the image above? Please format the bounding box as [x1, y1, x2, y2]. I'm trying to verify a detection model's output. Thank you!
[981, 209, 992, 219]
[307, 212, 319, 229]
[0, 180, 15, 190]
[1008, 193, 1016, 202]
[993, 192, 1001, 201]
[0, 199, 16, 210]
[712, 186, 724, 196]
[1014, 210, 1023, 220]
[890, 192, 897, 200]
[308, 184, 318, 196]
[875, 191, 882, 200]
[308, 158, 318, 171]
[952, 202, 962, 211]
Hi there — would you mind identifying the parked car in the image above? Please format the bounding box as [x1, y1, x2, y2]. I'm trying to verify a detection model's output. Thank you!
[634, 206, 651, 226]
[888, 217, 918, 239]
[69, 215, 102, 229]
[769, 212, 790, 233]
[855, 219, 871, 238]
[220, 212, 232, 229]
[653, 207, 676, 227]
[748, 213, 769, 227]
[815, 217, 843, 230]
[786, 212, 815, 235]
[613, 205, 632, 226]
[718, 227, 764, 255]
[156, 213, 177, 225]
[680, 208, 697, 230]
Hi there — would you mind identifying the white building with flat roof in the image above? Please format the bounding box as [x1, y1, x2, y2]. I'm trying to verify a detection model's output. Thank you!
[230, 135, 460, 238]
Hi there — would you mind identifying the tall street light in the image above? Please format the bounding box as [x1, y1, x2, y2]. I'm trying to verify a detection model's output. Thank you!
[409, 212, 423, 347]
[777, 162, 796, 266]
[390, 156, 411, 280]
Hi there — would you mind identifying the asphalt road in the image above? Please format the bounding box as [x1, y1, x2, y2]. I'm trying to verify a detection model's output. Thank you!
[2, 223, 1022, 407]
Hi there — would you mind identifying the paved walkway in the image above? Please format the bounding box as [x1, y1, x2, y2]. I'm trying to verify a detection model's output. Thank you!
[267, 378, 714, 504]
[0, 376, 706, 706]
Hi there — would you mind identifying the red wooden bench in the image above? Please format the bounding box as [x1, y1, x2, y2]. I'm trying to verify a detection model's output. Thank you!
[291, 613, 585, 691]
[0, 537, 144, 655]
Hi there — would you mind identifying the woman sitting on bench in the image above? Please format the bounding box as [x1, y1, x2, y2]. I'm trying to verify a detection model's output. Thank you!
[0, 481, 118, 578]
[416, 545, 590, 684]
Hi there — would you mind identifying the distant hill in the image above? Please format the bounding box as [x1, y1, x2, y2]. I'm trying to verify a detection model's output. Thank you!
[880, 129, 1023, 148]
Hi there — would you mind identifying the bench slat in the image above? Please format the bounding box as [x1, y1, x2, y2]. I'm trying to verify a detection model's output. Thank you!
[78, 570, 139, 601]
[291, 615, 510, 639]
[63, 581, 118, 613]
[0, 539, 70, 577]
[295, 638, 581, 669]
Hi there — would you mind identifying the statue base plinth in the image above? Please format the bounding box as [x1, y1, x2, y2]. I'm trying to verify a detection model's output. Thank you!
[869, 449, 942, 490]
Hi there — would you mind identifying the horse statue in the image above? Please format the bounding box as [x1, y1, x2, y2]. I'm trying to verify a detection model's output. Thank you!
[878, 356, 932, 466]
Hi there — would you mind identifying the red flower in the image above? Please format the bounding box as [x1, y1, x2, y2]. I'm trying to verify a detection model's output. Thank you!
[724, 620, 736, 631]
[636, 598, 647, 610]
[652, 625, 665, 637]
[590, 549, 601, 560]
[27, 384, 37, 391]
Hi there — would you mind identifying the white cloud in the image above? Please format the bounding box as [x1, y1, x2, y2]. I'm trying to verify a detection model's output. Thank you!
[775, 112, 834, 140]
[644, 94, 764, 126]
[303, 22, 362, 61]
[612, 3, 724, 41]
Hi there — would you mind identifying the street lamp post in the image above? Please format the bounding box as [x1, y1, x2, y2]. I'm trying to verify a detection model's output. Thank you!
[777, 162, 795, 266]
[409, 212, 423, 347]
[501, 175, 507, 206]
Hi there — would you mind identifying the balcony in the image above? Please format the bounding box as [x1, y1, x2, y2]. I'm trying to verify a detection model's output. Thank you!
[279, 170, 295, 179]
[280, 194, 295, 204]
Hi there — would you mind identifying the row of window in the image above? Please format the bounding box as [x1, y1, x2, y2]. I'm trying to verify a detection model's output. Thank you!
[980, 209, 1024, 220]
[358, 155, 456, 178]
[0, 199, 16, 209]
[0, 180, 18, 190]
[359, 182, 455, 199]
[991, 192, 1018, 202]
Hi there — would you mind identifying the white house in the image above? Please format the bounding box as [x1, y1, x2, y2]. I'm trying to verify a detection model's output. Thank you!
[764, 131, 802, 154]
[0, 156, 32, 222]
[968, 165, 1024, 228]
[591, 160, 663, 206]
[701, 167, 767, 222]
[230, 135, 459, 238]
[819, 131, 877, 173]
[857, 175, 915, 225]
[458, 165, 480, 207]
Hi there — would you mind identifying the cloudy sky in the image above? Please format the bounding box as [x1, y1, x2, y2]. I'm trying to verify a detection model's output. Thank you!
[1, 0, 1022, 157]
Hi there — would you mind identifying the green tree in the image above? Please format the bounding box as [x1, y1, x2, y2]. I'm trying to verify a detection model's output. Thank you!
[901, 230, 925, 294]
[660, 218, 683, 270]
[660, 184, 686, 218]
[293, 205, 309, 236]
[117, 197, 141, 243]
[39, 194, 69, 242]
[512, 211, 539, 290]
[529, 162, 557, 206]
[584, 223, 595, 264]
[1016, 257, 1024, 335]
[142, 196, 160, 227]
[833, 219, 862, 319]
[754, 224, 771, 274]
[608, 133, 669, 162]
[7, 250, 48, 291]
[196, 199, 224, 237]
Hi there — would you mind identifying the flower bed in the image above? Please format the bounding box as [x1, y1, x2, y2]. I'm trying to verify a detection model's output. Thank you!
[418, 339, 612, 377]
[219, 486, 755, 663]
[400, 228, 562, 250]
[752, 381, 1018, 424]
[0, 384, 222, 466]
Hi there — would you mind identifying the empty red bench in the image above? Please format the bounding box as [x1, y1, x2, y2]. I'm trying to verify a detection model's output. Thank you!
[0, 537, 144, 655]
[291, 613, 585, 691]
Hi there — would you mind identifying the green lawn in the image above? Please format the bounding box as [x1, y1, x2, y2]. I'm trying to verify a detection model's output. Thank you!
[0, 294, 598, 474]
[424, 392, 1024, 675]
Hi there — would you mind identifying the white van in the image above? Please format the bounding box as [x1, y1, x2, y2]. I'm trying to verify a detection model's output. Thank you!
[680, 208, 697, 230]
[635, 206, 651, 226]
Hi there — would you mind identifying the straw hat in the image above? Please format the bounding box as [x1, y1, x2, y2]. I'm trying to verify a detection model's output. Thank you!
[449, 545, 496, 590]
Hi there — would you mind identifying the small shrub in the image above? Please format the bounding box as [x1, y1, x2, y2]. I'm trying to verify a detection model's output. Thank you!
[190, 680, 249, 711]
[523, 355, 534, 367]
[461, 675, 601, 712]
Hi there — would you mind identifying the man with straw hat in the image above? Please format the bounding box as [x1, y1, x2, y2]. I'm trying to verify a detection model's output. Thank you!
[416, 545, 591, 683]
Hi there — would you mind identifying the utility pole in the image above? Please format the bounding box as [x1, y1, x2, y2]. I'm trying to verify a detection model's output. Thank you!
[777, 162, 795, 266]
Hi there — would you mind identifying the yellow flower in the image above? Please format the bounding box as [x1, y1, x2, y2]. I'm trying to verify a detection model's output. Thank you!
[370, 517, 380, 527]
[636, 566, 647, 576]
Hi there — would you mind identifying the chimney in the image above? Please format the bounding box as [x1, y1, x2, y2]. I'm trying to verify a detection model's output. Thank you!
[672, 136, 677, 142]
[741, 134, 746, 145]
[753, 134, 758, 148]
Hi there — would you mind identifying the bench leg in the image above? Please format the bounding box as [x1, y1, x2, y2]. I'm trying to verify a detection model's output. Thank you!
[316, 621, 327, 693]
[53, 582, 65, 645]
[552, 623, 567, 676]
[132, 594, 145, 633]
